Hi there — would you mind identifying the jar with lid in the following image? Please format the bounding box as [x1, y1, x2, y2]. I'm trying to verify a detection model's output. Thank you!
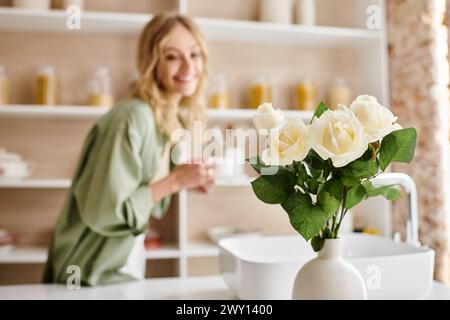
[259, 0, 293, 24]
[88, 67, 114, 108]
[208, 73, 230, 109]
[248, 75, 272, 109]
[0, 66, 10, 105]
[35, 66, 59, 106]
[61, 0, 84, 10]
[13, 0, 50, 9]
[294, 78, 317, 111]
[327, 78, 352, 109]
[294, 0, 316, 25]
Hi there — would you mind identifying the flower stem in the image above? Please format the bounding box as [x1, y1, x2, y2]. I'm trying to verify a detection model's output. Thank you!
[335, 207, 348, 237]
[333, 186, 348, 237]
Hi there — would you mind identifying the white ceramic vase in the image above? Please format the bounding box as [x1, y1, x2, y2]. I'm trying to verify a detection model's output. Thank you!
[292, 238, 367, 300]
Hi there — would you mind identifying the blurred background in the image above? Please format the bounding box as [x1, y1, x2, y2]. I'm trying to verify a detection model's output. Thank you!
[0, 0, 449, 286]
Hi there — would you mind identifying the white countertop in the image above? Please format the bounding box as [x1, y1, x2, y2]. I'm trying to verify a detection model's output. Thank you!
[0, 276, 449, 300]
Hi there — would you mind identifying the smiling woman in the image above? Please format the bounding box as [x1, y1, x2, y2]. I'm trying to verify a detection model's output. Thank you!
[42, 14, 215, 286]
[158, 28, 204, 97]
[135, 14, 209, 135]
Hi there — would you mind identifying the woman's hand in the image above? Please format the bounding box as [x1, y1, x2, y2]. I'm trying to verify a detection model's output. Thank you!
[150, 163, 215, 203]
[172, 163, 215, 192]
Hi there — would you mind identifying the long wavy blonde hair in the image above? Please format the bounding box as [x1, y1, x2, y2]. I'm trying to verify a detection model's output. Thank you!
[134, 13, 209, 138]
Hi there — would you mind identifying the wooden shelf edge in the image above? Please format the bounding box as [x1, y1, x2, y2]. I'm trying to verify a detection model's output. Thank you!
[0, 7, 381, 47]
[185, 241, 220, 258]
[0, 244, 181, 264]
[0, 105, 314, 122]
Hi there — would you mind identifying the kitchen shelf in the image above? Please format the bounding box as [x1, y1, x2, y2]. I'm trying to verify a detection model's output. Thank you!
[0, 177, 252, 189]
[0, 247, 47, 264]
[214, 176, 253, 187]
[0, 7, 380, 47]
[0, 105, 109, 119]
[0, 244, 180, 264]
[0, 179, 71, 189]
[145, 244, 180, 260]
[207, 108, 313, 122]
[185, 241, 219, 258]
[0, 242, 217, 263]
[0, 105, 313, 122]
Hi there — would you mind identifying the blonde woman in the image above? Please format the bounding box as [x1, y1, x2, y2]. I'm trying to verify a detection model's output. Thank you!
[43, 14, 214, 286]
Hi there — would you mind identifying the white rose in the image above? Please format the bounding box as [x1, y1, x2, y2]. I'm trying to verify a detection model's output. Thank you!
[252, 103, 285, 131]
[350, 95, 402, 143]
[308, 107, 368, 168]
[262, 119, 310, 166]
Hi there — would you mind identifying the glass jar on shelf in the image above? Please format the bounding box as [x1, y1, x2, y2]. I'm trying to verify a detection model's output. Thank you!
[259, 0, 293, 24]
[294, 0, 316, 26]
[294, 78, 317, 111]
[35, 66, 59, 106]
[248, 75, 272, 109]
[208, 73, 230, 109]
[0, 66, 10, 105]
[61, 0, 84, 10]
[13, 0, 50, 9]
[144, 227, 161, 250]
[327, 77, 352, 109]
[88, 67, 114, 108]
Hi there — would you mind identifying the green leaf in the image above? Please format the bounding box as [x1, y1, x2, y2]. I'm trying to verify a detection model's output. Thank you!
[384, 186, 401, 201]
[341, 176, 360, 187]
[340, 158, 378, 179]
[248, 156, 269, 174]
[295, 162, 308, 186]
[263, 166, 297, 187]
[281, 180, 342, 241]
[345, 184, 367, 209]
[295, 161, 321, 194]
[281, 191, 306, 213]
[360, 148, 375, 161]
[311, 236, 325, 252]
[308, 166, 322, 178]
[310, 102, 329, 123]
[307, 150, 326, 169]
[343, 181, 401, 209]
[321, 162, 332, 182]
[323, 228, 334, 239]
[362, 181, 401, 201]
[250, 165, 297, 204]
[284, 194, 331, 240]
[379, 128, 417, 171]
[305, 177, 319, 194]
[317, 179, 343, 211]
[251, 177, 291, 204]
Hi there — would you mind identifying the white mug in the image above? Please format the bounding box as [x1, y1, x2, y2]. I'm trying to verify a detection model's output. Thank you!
[210, 147, 245, 179]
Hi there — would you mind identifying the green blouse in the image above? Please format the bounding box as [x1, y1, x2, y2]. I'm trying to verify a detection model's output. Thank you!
[43, 98, 171, 286]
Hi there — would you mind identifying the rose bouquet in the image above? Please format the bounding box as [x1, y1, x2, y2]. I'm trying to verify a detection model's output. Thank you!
[249, 95, 417, 252]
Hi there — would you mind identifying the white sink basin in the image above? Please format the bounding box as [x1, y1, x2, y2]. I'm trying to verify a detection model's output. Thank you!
[218, 233, 435, 300]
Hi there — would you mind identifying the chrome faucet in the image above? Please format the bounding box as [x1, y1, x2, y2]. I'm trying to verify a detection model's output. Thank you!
[371, 173, 420, 247]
